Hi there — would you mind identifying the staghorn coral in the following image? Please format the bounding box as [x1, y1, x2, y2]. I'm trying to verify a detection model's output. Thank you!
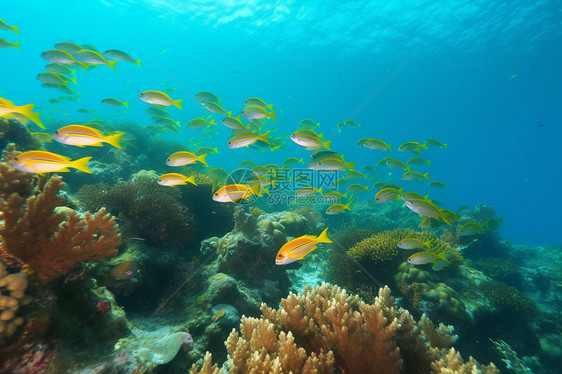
[190, 283, 498, 374]
[0, 174, 120, 281]
[77, 172, 197, 247]
[480, 280, 537, 317]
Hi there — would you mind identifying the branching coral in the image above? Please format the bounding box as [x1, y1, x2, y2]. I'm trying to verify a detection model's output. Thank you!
[480, 281, 537, 317]
[0, 167, 121, 280]
[190, 283, 498, 374]
[0, 260, 27, 338]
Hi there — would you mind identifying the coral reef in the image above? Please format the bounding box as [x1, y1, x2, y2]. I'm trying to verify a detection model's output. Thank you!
[0, 118, 41, 151]
[189, 283, 498, 374]
[0, 260, 28, 338]
[479, 280, 537, 317]
[0, 161, 121, 280]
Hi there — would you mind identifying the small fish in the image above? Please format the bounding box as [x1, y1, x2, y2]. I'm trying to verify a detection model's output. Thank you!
[0, 37, 20, 50]
[221, 116, 248, 131]
[154, 117, 180, 128]
[347, 184, 369, 193]
[428, 181, 447, 188]
[212, 183, 262, 203]
[326, 201, 352, 215]
[0, 18, 20, 35]
[290, 132, 331, 150]
[186, 117, 216, 130]
[397, 238, 431, 250]
[53, 124, 124, 148]
[166, 151, 208, 166]
[195, 92, 221, 104]
[426, 139, 448, 149]
[139, 90, 183, 109]
[157, 173, 197, 186]
[146, 105, 169, 118]
[295, 187, 323, 198]
[81, 43, 99, 52]
[37, 71, 78, 85]
[375, 187, 402, 204]
[404, 199, 452, 224]
[398, 142, 427, 153]
[75, 49, 119, 70]
[299, 119, 319, 128]
[206, 167, 229, 180]
[110, 261, 136, 280]
[54, 41, 83, 53]
[307, 158, 354, 171]
[9, 150, 92, 174]
[275, 228, 332, 265]
[376, 157, 393, 167]
[324, 191, 347, 201]
[458, 222, 483, 236]
[202, 102, 230, 115]
[342, 170, 365, 180]
[401, 171, 429, 182]
[45, 63, 75, 75]
[195, 147, 218, 156]
[241, 105, 276, 122]
[407, 158, 431, 166]
[31, 132, 53, 143]
[400, 191, 427, 201]
[337, 120, 360, 131]
[283, 157, 304, 168]
[0, 97, 44, 128]
[358, 138, 391, 151]
[407, 251, 450, 268]
[251, 165, 271, 177]
[386, 158, 409, 171]
[239, 160, 258, 168]
[77, 108, 96, 114]
[228, 131, 270, 149]
[244, 97, 273, 110]
[41, 83, 78, 95]
[102, 98, 128, 108]
[103, 49, 141, 67]
[40, 49, 88, 70]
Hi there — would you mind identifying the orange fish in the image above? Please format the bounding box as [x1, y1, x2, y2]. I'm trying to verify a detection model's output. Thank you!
[9, 150, 92, 174]
[53, 124, 124, 148]
[275, 228, 331, 265]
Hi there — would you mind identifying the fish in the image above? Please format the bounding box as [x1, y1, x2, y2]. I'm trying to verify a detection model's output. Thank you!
[324, 191, 348, 202]
[426, 138, 448, 149]
[429, 181, 447, 189]
[282, 157, 304, 168]
[244, 97, 273, 110]
[397, 238, 431, 250]
[212, 183, 262, 203]
[9, 150, 92, 174]
[0, 97, 44, 129]
[40, 49, 88, 70]
[295, 187, 323, 198]
[376, 157, 393, 167]
[154, 117, 180, 128]
[206, 168, 229, 180]
[139, 90, 183, 109]
[81, 43, 100, 52]
[195, 92, 221, 104]
[202, 102, 231, 115]
[347, 184, 369, 193]
[386, 158, 409, 171]
[311, 150, 343, 161]
[102, 98, 128, 108]
[400, 191, 428, 201]
[290, 132, 331, 150]
[326, 201, 352, 215]
[103, 49, 141, 67]
[0, 18, 19, 35]
[74, 49, 119, 70]
[401, 171, 430, 182]
[364, 166, 378, 176]
[337, 120, 360, 131]
[241, 105, 276, 122]
[110, 261, 136, 280]
[186, 117, 216, 130]
[251, 166, 272, 177]
[404, 199, 452, 224]
[358, 138, 391, 151]
[375, 187, 402, 204]
[239, 160, 258, 168]
[37, 72, 77, 85]
[458, 222, 483, 236]
[166, 151, 208, 166]
[41, 83, 78, 95]
[45, 63, 75, 75]
[342, 170, 365, 180]
[398, 142, 428, 153]
[407, 158, 431, 166]
[77, 108, 96, 114]
[31, 132, 53, 143]
[54, 41, 83, 53]
[53, 124, 124, 148]
[146, 106, 169, 118]
[195, 147, 218, 156]
[157, 173, 197, 186]
[221, 116, 249, 131]
[299, 119, 319, 128]
[0, 37, 20, 50]
[307, 158, 354, 171]
[407, 251, 450, 270]
[275, 228, 332, 265]
[228, 131, 270, 149]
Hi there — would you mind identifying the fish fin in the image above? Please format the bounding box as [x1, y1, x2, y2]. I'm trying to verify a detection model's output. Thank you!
[134, 59, 141, 67]
[106, 60, 119, 71]
[123, 101, 129, 108]
[186, 175, 197, 186]
[71, 156, 93, 174]
[11, 25, 20, 36]
[247, 182, 262, 197]
[217, 97, 222, 104]
[345, 161, 355, 171]
[318, 188, 323, 195]
[258, 130, 271, 144]
[173, 99, 183, 109]
[69, 76, 77, 84]
[77, 61, 89, 71]
[426, 160, 431, 165]
[209, 119, 217, 125]
[19, 104, 44, 129]
[413, 148, 421, 154]
[423, 173, 429, 179]
[213, 147, 219, 153]
[388, 144, 392, 151]
[344, 201, 352, 211]
[421, 143, 428, 149]
[423, 240, 431, 249]
[105, 132, 124, 149]
[197, 154, 208, 166]
[12, 41, 21, 49]
[316, 227, 332, 244]
[323, 140, 331, 151]
[260, 186, 271, 196]
[268, 110, 277, 122]
[266, 104, 274, 110]
[443, 144, 448, 149]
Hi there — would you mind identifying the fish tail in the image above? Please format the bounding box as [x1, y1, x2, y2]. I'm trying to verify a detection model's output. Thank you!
[323, 140, 331, 151]
[77, 62, 89, 71]
[106, 60, 119, 71]
[105, 132, 125, 149]
[342, 192, 348, 199]
[209, 119, 217, 125]
[316, 227, 332, 244]
[421, 143, 428, 149]
[266, 104, 273, 110]
[423, 240, 431, 248]
[443, 144, 448, 149]
[134, 59, 141, 67]
[388, 144, 392, 151]
[268, 110, 277, 122]
[226, 111, 232, 117]
[71, 156, 93, 174]
[439, 211, 453, 225]
[11, 25, 20, 36]
[19, 104, 44, 129]
[213, 147, 219, 153]
[123, 101, 129, 108]
[186, 175, 197, 186]
[413, 148, 421, 154]
[345, 161, 355, 170]
[172, 99, 183, 109]
[426, 160, 431, 165]
[423, 173, 430, 179]
[197, 154, 208, 166]
[344, 201, 352, 211]
[258, 130, 271, 144]
[317, 188, 323, 195]
[248, 182, 262, 197]
[12, 41, 21, 49]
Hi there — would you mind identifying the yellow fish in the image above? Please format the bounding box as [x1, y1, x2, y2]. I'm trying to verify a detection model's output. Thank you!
[241, 105, 276, 122]
[166, 151, 208, 166]
[275, 228, 332, 265]
[326, 201, 352, 215]
[212, 183, 262, 203]
[53, 125, 124, 148]
[157, 173, 197, 186]
[0, 97, 44, 129]
[74, 49, 118, 71]
[0, 18, 20, 35]
[9, 150, 92, 174]
[228, 131, 270, 149]
[139, 90, 183, 109]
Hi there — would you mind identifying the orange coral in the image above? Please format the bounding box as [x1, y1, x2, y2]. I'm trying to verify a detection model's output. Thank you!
[0, 168, 120, 281]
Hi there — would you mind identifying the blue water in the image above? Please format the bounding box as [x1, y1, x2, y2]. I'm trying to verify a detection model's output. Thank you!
[2, 0, 561, 245]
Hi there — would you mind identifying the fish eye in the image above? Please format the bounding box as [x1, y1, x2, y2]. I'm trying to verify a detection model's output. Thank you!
[13, 157, 18, 161]
[214, 193, 218, 196]
[54, 131, 58, 135]
[277, 254, 283, 258]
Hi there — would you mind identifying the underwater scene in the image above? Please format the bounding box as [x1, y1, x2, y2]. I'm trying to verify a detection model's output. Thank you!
[0, 1, 561, 373]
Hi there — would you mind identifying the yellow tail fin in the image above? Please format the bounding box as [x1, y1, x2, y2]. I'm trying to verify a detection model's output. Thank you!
[77, 62, 89, 71]
[323, 140, 331, 151]
[19, 104, 44, 129]
[12, 41, 21, 50]
[173, 99, 183, 109]
[197, 154, 208, 166]
[72, 157, 93, 174]
[266, 104, 274, 110]
[134, 59, 141, 67]
[316, 227, 332, 244]
[268, 110, 277, 122]
[11, 25, 20, 36]
[123, 101, 129, 108]
[258, 130, 271, 144]
[69, 76, 77, 84]
[105, 132, 124, 149]
[186, 175, 197, 186]
[106, 60, 119, 71]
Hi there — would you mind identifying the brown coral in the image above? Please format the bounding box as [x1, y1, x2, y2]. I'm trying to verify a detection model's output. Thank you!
[0, 173, 120, 281]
